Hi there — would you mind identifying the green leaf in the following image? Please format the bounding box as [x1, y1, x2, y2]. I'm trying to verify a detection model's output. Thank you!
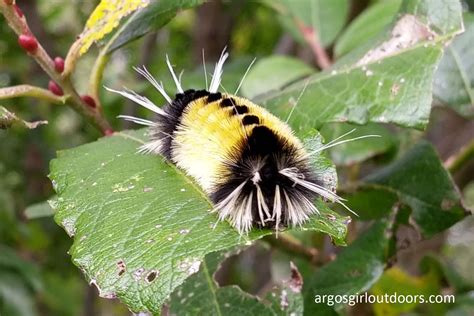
[241, 56, 314, 99]
[345, 188, 398, 220]
[262, 0, 349, 47]
[443, 216, 474, 290]
[334, 0, 402, 58]
[303, 219, 396, 315]
[0, 247, 41, 315]
[258, 0, 464, 132]
[49, 129, 347, 313]
[0, 273, 37, 316]
[365, 141, 466, 237]
[446, 292, 474, 316]
[371, 266, 440, 316]
[0, 246, 42, 292]
[77, 0, 150, 55]
[170, 248, 304, 315]
[106, 0, 206, 53]
[434, 13, 474, 118]
[320, 123, 397, 166]
[0, 106, 47, 130]
[24, 200, 55, 220]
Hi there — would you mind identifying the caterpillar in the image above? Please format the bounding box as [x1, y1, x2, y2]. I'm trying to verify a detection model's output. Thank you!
[107, 50, 360, 234]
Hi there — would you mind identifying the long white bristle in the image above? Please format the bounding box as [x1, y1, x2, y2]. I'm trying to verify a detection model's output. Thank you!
[310, 134, 382, 155]
[209, 49, 229, 93]
[235, 57, 256, 95]
[165, 55, 184, 93]
[279, 167, 358, 216]
[202, 49, 208, 90]
[133, 66, 172, 103]
[138, 140, 163, 154]
[105, 87, 167, 116]
[117, 115, 155, 126]
[273, 185, 282, 232]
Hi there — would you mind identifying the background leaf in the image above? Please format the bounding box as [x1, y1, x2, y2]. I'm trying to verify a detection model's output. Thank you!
[262, 0, 349, 47]
[370, 266, 440, 315]
[319, 123, 397, 166]
[241, 56, 314, 99]
[106, 0, 206, 53]
[77, 0, 150, 55]
[434, 13, 474, 118]
[170, 251, 303, 315]
[303, 219, 396, 315]
[259, 0, 463, 132]
[24, 200, 55, 220]
[334, 0, 402, 58]
[169, 248, 304, 315]
[50, 129, 348, 313]
[365, 141, 466, 237]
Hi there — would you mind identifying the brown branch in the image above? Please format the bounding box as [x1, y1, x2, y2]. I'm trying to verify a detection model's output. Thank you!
[295, 19, 332, 70]
[0, 2, 112, 135]
[264, 234, 329, 265]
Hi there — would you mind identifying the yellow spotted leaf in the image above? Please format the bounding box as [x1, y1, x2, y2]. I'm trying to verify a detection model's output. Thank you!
[78, 0, 150, 55]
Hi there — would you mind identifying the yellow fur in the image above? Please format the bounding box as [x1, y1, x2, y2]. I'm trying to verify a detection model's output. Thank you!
[171, 93, 307, 193]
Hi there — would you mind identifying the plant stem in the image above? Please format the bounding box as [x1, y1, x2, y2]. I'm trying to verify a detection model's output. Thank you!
[445, 138, 474, 173]
[0, 85, 66, 104]
[0, 2, 112, 134]
[295, 19, 332, 70]
[264, 234, 328, 265]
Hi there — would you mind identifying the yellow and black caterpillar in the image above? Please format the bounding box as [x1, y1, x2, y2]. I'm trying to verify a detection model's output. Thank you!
[108, 51, 350, 234]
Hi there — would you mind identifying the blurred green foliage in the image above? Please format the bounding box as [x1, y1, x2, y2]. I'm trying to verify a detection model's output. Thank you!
[1, 0, 473, 315]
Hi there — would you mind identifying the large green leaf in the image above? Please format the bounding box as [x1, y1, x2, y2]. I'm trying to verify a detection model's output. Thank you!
[49, 130, 348, 313]
[169, 248, 304, 315]
[106, 0, 206, 53]
[365, 141, 466, 237]
[303, 219, 396, 315]
[258, 0, 464, 132]
[262, 0, 349, 47]
[433, 13, 474, 118]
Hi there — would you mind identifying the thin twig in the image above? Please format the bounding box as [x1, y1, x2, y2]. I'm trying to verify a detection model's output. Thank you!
[295, 19, 331, 70]
[0, 85, 66, 104]
[264, 234, 328, 265]
[0, 2, 112, 134]
[445, 138, 474, 173]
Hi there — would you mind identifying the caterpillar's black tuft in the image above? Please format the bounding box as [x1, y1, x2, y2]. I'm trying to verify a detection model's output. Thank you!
[111, 50, 355, 234]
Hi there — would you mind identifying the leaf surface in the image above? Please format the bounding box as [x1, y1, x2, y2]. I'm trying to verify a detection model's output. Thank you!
[365, 141, 466, 237]
[50, 130, 348, 313]
[77, 0, 150, 55]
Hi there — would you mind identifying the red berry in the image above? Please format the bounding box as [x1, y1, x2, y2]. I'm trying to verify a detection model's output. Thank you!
[18, 35, 38, 53]
[13, 4, 23, 17]
[48, 80, 63, 96]
[104, 128, 114, 136]
[81, 95, 96, 108]
[54, 57, 65, 73]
